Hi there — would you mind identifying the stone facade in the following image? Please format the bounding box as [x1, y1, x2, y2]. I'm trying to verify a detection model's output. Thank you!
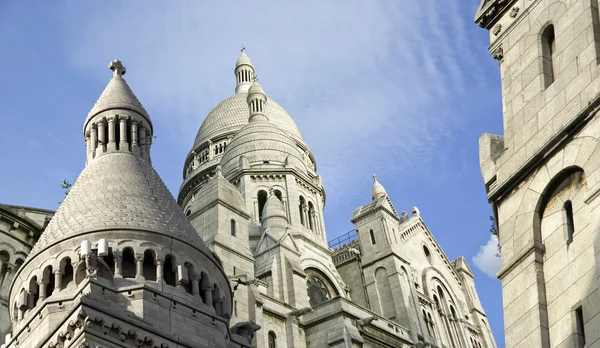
[0, 52, 496, 348]
[476, 0, 600, 347]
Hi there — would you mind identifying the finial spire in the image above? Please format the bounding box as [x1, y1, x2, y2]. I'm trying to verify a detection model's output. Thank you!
[109, 60, 126, 77]
[372, 173, 387, 201]
[253, 74, 258, 83]
[241, 44, 246, 53]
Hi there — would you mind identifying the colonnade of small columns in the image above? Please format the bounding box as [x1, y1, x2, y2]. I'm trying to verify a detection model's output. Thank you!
[12, 248, 228, 327]
[85, 115, 151, 160]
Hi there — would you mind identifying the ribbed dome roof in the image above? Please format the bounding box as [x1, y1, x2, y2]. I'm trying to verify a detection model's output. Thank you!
[30, 153, 215, 263]
[85, 64, 150, 130]
[193, 93, 304, 148]
[220, 118, 306, 178]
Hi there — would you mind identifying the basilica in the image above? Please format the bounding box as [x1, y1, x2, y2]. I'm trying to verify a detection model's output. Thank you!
[0, 51, 496, 347]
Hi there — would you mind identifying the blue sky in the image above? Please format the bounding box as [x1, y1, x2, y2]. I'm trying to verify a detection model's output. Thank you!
[0, 1, 505, 345]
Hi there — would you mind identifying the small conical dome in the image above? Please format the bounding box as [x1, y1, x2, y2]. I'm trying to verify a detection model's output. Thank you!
[85, 60, 150, 131]
[262, 190, 288, 222]
[261, 189, 288, 232]
[372, 174, 387, 200]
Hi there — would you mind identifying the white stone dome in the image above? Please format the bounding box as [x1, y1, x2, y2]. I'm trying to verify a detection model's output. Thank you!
[192, 92, 305, 148]
[220, 117, 307, 178]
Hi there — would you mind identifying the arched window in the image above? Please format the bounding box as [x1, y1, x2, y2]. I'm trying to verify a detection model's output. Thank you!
[542, 24, 556, 88]
[274, 189, 283, 201]
[564, 200, 575, 244]
[29, 276, 39, 308]
[427, 313, 436, 338]
[61, 258, 73, 289]
[101, 249, 115, 276]
[143, 250, 157, 281]
[15, 258, 24, 270]
[43, 265, 55, 298]
[213, 284, 223, 315]
[370, 229, 376, 245]
[186, 208, 191, 217]
[258, 190, 268, 222]
[0, 250, 9, 286]
[184, 263, 195, 294]
[423, 245, 432, 263]
[231, 219, 236, 236]
[299, 196, 306, 226]
[423, 309, 432, 336]
[200, 272, 209, 304]
[268, 331, 277, 348]
[121, 248, 136, 279]
[163, 254, 177, 286]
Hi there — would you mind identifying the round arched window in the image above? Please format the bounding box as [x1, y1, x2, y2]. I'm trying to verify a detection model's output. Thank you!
[307, 276, 331, 307]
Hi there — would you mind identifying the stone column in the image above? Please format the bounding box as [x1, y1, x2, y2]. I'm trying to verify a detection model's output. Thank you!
[38, 280, 47, 301]
[113, 254, 122, 278]
[130, 120, 139, 155]
[207, 140, 213, 160]
[54, 270, 63, 292]
[203, 284, 213, 309]
[90, 124, 98, 158]
[97, 119, 106, 153]
[214, 297, 223, 316]
[156, 258, 164, 283]
[119, 116, 128, 151]
[135, 254, 144, 282]
[191, 277, 200, 297]
[85, 131, 91, 161]
[139, 126, 147, 159]
[107, 116, 116, 151]
[253, 201, 258, 223]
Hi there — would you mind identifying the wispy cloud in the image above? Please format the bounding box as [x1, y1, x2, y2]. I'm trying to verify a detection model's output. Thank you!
[53, 1, 482, 203]
[473, 234, 501, 278]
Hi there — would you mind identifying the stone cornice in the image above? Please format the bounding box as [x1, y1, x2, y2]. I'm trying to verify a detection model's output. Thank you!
[487, 92, 600, 204]
[474, 0, 518, 29]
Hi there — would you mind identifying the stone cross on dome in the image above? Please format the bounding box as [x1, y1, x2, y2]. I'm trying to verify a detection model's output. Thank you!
[253, 74, 258, 82]
[241, 44, 246, 53]
[109, 59, 126, 77]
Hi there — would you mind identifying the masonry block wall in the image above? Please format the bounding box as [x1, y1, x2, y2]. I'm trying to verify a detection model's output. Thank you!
[477, 0, 600, 346]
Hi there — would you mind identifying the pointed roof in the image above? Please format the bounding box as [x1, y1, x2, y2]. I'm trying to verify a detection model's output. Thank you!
[29, 154, 215, 260]
[85, 60, 150, 130]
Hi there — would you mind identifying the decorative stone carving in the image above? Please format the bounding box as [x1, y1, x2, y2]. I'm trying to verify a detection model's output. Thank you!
[493, 24, 502, 36]
[492, 45, 504, 61]
[509, 6, 519, 18]
[230, 322, 261, 345]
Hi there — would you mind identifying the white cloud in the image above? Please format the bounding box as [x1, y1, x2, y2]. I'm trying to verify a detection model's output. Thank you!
[473, 235, 501, 278]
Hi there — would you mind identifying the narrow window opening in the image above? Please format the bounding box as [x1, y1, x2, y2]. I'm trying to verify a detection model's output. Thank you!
[268, 331, 277, 348]
[114, 118, 120, 150]
[565, 200, 575, 245]
[370, 229, 376, 245]
[576, 306, 586, 347]
[542, 25, 556, 88]
[62, 258, 73, 289]
[163, 254, 177, 287]
[274, 190, 283, 201]
[258, 190, 268, 222]
[231, 219, 236, 236]
[143, 250, 157, 281]
[121, 248, 136, 279]
[44, 266, 55, 298]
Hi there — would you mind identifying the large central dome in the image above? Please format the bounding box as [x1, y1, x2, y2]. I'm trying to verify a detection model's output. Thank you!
[193, 92, 305, 148]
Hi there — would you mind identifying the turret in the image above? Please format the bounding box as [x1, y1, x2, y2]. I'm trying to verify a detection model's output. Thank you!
[235, 46, 256, 94]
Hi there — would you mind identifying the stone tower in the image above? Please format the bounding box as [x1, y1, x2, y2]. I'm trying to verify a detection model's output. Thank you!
[476, 0, 600, 347]
[1, 60, 251, 348]
[336, 175, 496, 348]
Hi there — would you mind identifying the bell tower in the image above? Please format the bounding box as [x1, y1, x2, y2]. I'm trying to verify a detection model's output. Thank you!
[476, 0, 600, 347]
